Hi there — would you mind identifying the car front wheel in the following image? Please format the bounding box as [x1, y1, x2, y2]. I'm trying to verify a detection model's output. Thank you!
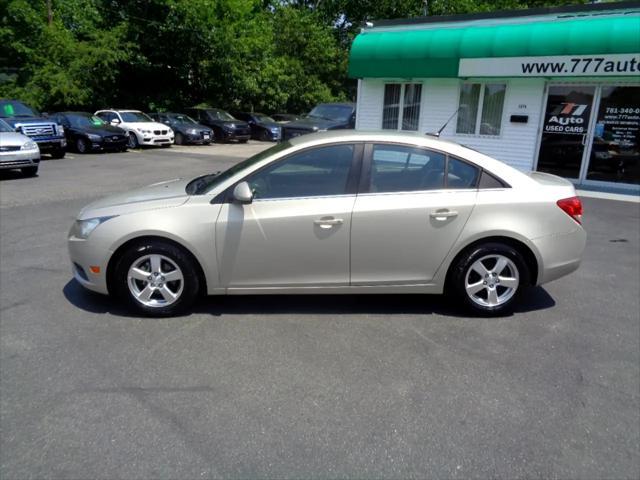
[76, 137, 89, 153]
[450, 242, 529, 316]
[127, 132, 139, 149]
[113, 240, 200, 316]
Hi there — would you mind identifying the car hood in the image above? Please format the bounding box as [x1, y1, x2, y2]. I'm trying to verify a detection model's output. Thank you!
[174, 122, 211, 131]
[3, 117, 56, 127]
[78, 178, 190, 219]
[284, 117, 344, 130]
[0, 131, 33, 146]
[258, 121, 281, 129]
[124, 122, 171, 130]
[81, 124, 126, 136]
[222, 121, 249, 129]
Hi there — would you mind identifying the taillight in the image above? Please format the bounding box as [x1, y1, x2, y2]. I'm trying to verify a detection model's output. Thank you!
[557, 196, 583, 224]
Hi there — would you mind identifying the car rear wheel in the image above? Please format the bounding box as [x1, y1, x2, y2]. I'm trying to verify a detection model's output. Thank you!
[21, 166, 38, 177]
[76, 137, 89, 153]
[450, 242, 529, 316]
[174, 133, 184, 145]
[127, 132, 139, 149]
[113, 240, 200, 316]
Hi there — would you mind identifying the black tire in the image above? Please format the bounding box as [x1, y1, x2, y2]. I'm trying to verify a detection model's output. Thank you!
[21, 166, 38, 177]
[113, 240, 200, 317]
[127, 132, 139, 149]
[76, 137, 89, 153]
[239, 138, 248, 144]
[260, 130, 271, 142]
[49, 148, 66, 159]
[174, 133, 184, 145]
[449, 242, 530, 316]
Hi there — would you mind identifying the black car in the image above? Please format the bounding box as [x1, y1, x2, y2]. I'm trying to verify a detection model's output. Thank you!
[185, 108, 251, 143]
[149, 112, 213, 145]
[271, 113, 300, 123]
[50, 112, 128, 153]
[281, 103, 356, 141]
[231, 112, 282, 142]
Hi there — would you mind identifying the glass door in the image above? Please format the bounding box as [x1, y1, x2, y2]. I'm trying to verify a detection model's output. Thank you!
[584, 86, 640, 186]
[536, 85, 596, 179]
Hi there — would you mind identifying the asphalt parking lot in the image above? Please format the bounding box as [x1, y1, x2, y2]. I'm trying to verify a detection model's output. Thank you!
[1, 144, 639, 479]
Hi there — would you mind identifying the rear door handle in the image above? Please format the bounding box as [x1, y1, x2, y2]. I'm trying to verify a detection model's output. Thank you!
[314, 217, 344, 228]
[430, 210, 458, 220]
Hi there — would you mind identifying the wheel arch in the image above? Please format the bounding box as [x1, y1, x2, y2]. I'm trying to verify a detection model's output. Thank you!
[106, 235, 208, 296]
[443, 235, 540, 292]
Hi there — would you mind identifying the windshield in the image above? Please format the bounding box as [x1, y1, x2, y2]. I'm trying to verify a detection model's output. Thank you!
[186, 141, 292, 195]
[308, 104, 353, 122]
[68, 113, 106, 128]
[120, 111, 153, 122]
[255, 114, 276, 123]
[209, 110, 235, 121]
[0, 100, 39, 118]
[168, 114, 198, 124]
[0, 119, 13, 132]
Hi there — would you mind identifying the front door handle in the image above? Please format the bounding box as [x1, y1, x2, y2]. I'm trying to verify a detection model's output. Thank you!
[430, 210, 458, 221]
[314, 217, 344, 229]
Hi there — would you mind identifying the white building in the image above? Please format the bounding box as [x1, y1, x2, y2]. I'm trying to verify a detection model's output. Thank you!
[349, 2, 640, 191]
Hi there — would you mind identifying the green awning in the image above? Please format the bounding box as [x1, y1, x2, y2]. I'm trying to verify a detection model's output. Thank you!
[348, 14, 640, 78]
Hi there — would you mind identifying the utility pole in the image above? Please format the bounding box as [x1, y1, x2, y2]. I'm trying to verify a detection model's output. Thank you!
[46, 0, 53, 26]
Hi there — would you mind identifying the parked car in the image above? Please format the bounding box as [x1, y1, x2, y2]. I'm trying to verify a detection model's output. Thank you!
[0, 119, 40, 176]
[281, 103, 355, 141]
[0, 99, 66, 158]
[68, 131, 586, 317]
[50, 112, 128, 153]
[231, 112, 281, 142]
[271, 113, 300, 123]
[149, 113, 213, 145]
[185, 107, 251, 143]
[95, 109, 174, 149]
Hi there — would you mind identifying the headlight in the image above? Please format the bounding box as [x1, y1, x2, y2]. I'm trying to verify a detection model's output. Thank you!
[187, 128, 198, 135]
[57, 124, 65, 135]
[137, 128, 150, 134]
[20, 140, 38, 150]
[73, 216, 117, 239]
[87, 133, 101, 141]
[270, 127, 281, 133]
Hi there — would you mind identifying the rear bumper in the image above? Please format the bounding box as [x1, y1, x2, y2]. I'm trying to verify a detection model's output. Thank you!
[533, 226, 587, 285]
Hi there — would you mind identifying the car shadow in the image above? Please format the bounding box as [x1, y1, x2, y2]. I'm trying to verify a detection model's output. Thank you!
[63, 279, 556, 319]
[0, 170, 38, 181]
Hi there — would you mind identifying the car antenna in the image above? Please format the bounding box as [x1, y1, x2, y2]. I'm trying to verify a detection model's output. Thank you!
[427, 106, 460, 138]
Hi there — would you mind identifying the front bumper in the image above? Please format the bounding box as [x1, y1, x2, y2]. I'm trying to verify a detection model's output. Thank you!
[92, 137, 128, 151]
[533, 226, 587, 285]
[184, 131, 213, 144]
[0, 149, 40, 170]
[139, 134, 174, 146]
[33, 137, 66, 152]
[68, 235, 111, 294]
[221, 130, 251, 141]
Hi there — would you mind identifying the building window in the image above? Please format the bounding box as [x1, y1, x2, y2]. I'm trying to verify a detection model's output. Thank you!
[456, 83, 506, 136]
[382, 83, 422, 131]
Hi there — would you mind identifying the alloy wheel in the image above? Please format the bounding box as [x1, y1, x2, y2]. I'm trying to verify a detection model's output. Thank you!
[464, 254, 519, 307]
[127, 254, 184, 307]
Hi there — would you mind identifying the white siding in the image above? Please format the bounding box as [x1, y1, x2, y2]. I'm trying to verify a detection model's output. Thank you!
[356, 78, 546, 171]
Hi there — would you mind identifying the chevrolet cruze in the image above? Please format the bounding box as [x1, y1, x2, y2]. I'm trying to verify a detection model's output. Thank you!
[68, 131, 586, 316]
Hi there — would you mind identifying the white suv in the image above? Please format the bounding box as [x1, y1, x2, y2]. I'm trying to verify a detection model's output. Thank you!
[95, 110, 174, 148]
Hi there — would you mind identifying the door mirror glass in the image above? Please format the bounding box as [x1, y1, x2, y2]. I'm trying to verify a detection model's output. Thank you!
[233, 181, 254, 204]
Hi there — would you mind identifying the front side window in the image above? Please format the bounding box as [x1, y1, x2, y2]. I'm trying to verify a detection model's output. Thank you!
[246, 144, 354, 200]
[456, 83, 506, 136]
[370, 144, 445, 192]
[382, 83, 422, 131]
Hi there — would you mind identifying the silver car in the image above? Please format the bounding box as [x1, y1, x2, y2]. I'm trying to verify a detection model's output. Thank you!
[68, 131, 586, 316]
[0, 119, 40, 176]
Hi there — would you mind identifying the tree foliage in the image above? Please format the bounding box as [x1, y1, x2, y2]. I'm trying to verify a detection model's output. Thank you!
[1, 0, 591, 113]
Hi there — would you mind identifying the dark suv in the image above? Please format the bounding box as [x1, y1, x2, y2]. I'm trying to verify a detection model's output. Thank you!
[185, 108, 251, 143]
[0, 99, 67, 158]
[281, 103, 356, 141]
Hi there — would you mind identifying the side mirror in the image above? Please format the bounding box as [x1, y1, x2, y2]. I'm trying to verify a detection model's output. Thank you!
[111, 119, 120, 126]
[233, 181, 253, 204]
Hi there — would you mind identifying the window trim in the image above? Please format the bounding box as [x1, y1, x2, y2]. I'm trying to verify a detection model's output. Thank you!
[455, 81, 507, 138]
[216, 142, 364, 203]
[382, 82, 423, 132]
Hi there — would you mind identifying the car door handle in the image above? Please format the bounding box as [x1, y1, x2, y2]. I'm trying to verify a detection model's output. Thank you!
[314, 217, 344, 228]
[430, 210, 458, 220]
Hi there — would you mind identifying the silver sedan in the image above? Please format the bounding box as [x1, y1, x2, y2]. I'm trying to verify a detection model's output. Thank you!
[0, 119, 40, 176]
[68, 131, 586, 316]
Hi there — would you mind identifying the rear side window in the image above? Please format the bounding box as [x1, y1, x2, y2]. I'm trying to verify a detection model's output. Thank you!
[446, 157, 480, 189]
[478, 170, 508, 189]
[370, 144, 445, 193]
